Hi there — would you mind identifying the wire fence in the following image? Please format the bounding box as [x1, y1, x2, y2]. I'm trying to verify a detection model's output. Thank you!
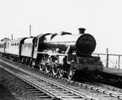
[93, 53, 122, 69]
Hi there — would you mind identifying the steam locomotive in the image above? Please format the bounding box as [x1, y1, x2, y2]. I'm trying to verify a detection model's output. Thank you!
[0, 28, 103, 81]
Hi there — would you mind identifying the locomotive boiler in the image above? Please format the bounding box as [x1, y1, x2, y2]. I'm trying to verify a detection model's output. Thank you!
[38, 28, 96, 56]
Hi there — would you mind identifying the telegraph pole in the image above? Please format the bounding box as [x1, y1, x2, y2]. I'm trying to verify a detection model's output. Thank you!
[11, 34, 13, 40]
[29, 24, 32, 37]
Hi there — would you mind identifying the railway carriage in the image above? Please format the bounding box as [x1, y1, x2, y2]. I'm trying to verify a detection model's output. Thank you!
[1, 38, 26, 60]
[6, 40, 19, 55]
[0, 38, 10, 56]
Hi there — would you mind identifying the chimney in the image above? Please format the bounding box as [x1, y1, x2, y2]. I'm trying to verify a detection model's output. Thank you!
[78, 28, 86, 34]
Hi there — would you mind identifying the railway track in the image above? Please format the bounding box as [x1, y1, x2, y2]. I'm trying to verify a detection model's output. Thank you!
[0, 65, 55, 100]
[0, 68, 53, 100]
[0, 62, 95, 100]
[0, 57, 122, 100]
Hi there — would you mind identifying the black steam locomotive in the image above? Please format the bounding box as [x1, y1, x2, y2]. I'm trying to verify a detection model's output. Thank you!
[0, 28, 103, 80]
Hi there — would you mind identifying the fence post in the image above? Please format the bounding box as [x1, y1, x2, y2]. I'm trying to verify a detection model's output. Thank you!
[118, 55, 120, 69]
[106, 48, 109, 68]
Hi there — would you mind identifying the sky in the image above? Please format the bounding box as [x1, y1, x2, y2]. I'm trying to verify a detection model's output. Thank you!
[0, 0, 122, 54]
